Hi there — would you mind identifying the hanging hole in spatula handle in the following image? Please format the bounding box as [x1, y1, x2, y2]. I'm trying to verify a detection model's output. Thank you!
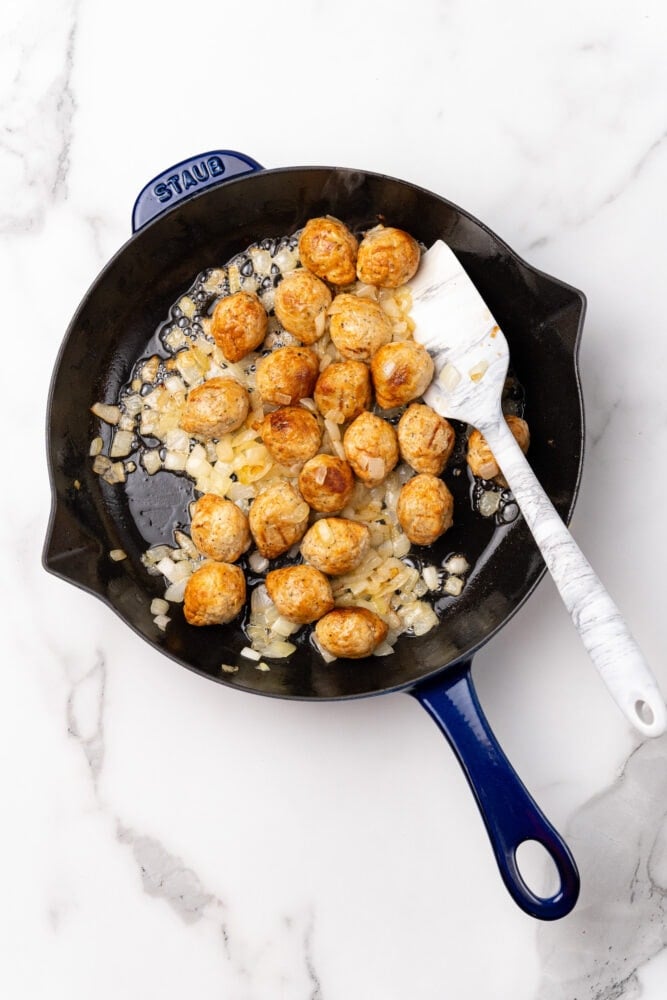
[411, 663, 580, 920]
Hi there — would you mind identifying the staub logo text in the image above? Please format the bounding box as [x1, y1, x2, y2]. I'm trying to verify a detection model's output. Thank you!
[153, 156, 225, 203]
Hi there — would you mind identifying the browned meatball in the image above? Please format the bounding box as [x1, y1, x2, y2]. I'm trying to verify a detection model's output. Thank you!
[396, 473, 454, 546]
[328, 294, 392, 362]
[265, 565, 334, 624]
[370, 341, 434, 410]
[397, 403, 456, 475]
[190, 494, 251, 563]
[315, 607, 388, 659]
[181, 377, 249, 437]
[356, 226, 421, 288]
[260, 407, 322, 466]
[248, 482, 310, 559]
[467, 415, 530, 480]
[300, 518, 370, 576]
[313, 361, 372, 423]
[211, 291, 268, 363]
[298, 217, 358, 285]
[256, 346, 320, 405]
[274, 270, 332, 344]
[343, 411, 399, 487]
[183, 562, 246, 626]
[298, 454, 355, 513]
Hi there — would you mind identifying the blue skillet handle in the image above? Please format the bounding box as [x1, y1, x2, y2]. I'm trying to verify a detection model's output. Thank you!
[411, 661, 580, 920]
[132, 150, 264, 232]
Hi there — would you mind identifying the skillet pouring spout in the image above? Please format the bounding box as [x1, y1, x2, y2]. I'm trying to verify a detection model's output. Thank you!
[412, 661, 580, 920]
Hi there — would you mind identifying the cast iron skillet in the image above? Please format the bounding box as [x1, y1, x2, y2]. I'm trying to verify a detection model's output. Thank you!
[44, 151, 586, 919]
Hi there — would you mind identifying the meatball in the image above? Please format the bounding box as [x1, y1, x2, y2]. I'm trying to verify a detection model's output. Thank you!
[274, 269, 332, 344]
[370, 341, 434, 410]
[211, 291, 268, 363]
[467, 415, 530, 480]
[313, 361, 372, 423]
[300, 517, 370, 576]
[343, 411, 399, 487]
[397, 403, 456, 475]
[256, 346, 320, 405]
[181, 377, 249, 437]
[356, 226, 421, 288]
[298, 216, 358, 286]
[315, 607, 388, 659]
[248, 482, 310, 559]
[183, 562, 246, 626]
[265, 565, 334, 624]
[190, 494, 251, 563]
[328, 294, 392, 362]
[298, 454, 355, 513]
[396, 473, 454, 546]
[260, 406, 322, 467]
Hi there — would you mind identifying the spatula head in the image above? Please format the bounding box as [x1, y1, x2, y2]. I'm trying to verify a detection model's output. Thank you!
[408, 240, 509, 429]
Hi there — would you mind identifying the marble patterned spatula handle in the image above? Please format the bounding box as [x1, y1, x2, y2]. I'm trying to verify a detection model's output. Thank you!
[410, 241, 666, 738]
[479, 417, 666, 737]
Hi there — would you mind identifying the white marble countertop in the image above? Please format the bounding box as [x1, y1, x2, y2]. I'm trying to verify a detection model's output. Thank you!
[3, 0, 667, 996]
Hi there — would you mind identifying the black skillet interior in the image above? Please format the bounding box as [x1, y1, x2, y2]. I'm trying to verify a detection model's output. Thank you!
[44, 166, 585, 699]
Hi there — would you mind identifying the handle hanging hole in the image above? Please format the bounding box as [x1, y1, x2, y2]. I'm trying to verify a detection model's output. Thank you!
[516, 840, 561, 898]
[634, 700, 655, 727]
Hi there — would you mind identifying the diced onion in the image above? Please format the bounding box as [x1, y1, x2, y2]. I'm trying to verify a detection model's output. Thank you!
[89, 436, 103, 456]
[153, 614, 171, 631]
[249, 551, 269, 574]
[469, 359, 489, 382]
[164, 578, 188, 602]
[150, 598, 170, 616]
[438, 363, 461, 392]
[91, 402, 121, 425]
[142, 450, 162, 475]
[241, 646, 262, 661]
[110, 430, 134, 458]
[444, 576, 464, 597]
[444, 555, 470, 576]
[109, 549, 127, 562]
[423, 565, 440, 591]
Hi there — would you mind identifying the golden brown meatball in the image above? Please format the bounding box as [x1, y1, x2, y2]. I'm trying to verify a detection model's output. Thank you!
[298, 454, 355, 513]
[370, 341, 434, 410]
[181, 377, 249, 438]
[315, 607, 388, 659]
[274, 270, 332, 344]
[260, 407, 322, 466]
[183, 562, 246, 626]
[328, 294, 392, 362]
[396, 473, 454, 546]
[300, 517, 370, 576]
[356, 226, 421, 288]
[190, 494, 251, 563]
[467, 415, 530, 480]
[313, 361, 372, 423]
[248, 482, 310, 559]
[256, 346, 320, 405]
[397, 403, 456, 475]
[265, 565, 334, 624]
[211, 291, 268, 363]
[343, 411, 399, 487]
[298, 216, 358, 285]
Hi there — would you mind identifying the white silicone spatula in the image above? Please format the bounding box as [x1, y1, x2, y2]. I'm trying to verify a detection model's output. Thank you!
[408, 240, 666, 738]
